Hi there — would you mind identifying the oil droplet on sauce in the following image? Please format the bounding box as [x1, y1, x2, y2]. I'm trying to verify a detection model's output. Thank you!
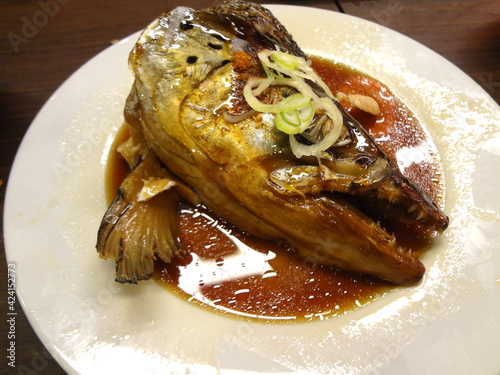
[106, 56, 444, 322]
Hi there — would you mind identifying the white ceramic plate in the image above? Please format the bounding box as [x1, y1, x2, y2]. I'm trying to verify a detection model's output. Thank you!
[4, 5, 500, 375]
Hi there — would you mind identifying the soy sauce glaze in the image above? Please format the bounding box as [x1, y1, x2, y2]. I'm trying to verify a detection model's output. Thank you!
[154, 204, 390, 321]
[312, 58, 443, 201]
[106, 56, 443, 321]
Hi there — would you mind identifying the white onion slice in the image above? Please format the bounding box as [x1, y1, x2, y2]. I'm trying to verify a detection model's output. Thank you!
[242, 49, 347, 158]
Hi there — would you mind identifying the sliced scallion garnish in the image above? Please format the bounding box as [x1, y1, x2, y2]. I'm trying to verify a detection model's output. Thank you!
[275, 100, 314, 134]
[243, 50, 344, 158]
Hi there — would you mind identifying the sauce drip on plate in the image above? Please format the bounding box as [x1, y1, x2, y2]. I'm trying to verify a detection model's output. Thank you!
[106, 56, 444, 321]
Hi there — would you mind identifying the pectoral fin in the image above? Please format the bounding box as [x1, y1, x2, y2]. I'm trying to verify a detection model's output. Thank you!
[96, 153, 200, 283]
[268, 163, 372, 197]
[269, 165, 324, 196]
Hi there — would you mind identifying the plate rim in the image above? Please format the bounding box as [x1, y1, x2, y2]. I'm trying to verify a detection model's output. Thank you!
[4, 4, 500, 375]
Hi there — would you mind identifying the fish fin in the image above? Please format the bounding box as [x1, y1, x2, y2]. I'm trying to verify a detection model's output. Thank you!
[96, 153, 200, 283]
[118, 86, 154, 169]
[210, 1, 305, 58]
[268, 164, 354, 196]
[269, 165, 322, 197]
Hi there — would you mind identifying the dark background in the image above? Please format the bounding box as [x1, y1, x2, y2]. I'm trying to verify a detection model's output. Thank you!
[1, 0, 499, 373]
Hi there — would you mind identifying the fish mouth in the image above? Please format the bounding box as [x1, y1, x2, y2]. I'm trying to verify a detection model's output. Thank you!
[265, 104, 448, 233]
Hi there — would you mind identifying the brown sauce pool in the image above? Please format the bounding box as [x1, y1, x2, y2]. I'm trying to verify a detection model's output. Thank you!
[105, 56, 444, 322]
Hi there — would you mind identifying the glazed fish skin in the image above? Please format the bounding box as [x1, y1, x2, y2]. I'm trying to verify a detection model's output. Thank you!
[128, 2, 290, 239]
[99, 0, 448, 285]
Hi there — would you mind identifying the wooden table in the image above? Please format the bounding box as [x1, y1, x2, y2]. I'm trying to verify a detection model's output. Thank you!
[1, 0, 499, 373]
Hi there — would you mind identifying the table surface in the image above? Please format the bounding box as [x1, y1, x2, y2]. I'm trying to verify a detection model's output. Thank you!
[1, 0, 499, 373]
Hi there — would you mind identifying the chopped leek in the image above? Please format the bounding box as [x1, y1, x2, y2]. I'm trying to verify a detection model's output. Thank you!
[275, 100, 314, 134]
[243, 49, 345, 158]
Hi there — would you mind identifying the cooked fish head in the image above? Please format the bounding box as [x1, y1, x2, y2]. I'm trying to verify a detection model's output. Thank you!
[98, 1, 448, 285]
